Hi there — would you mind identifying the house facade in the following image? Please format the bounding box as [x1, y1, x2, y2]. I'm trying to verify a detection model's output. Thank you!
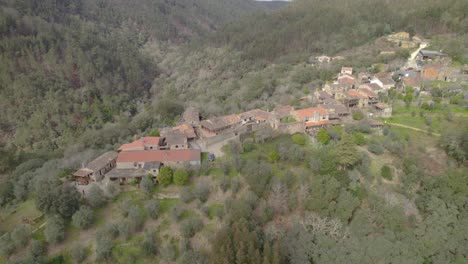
[73, 151, 118, 185]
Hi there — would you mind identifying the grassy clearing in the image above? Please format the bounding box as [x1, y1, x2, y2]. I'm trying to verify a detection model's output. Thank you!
[0, 199, 42, 232]
[159, 198, 179, 214]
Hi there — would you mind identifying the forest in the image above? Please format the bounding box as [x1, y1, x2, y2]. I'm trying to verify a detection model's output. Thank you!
[0, 0, 467, 263]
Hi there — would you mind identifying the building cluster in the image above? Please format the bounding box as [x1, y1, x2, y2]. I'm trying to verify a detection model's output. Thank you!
[73, 66, 398, 186]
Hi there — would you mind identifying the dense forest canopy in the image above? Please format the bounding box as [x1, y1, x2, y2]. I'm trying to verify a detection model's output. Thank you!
[209, 0, 468, 61]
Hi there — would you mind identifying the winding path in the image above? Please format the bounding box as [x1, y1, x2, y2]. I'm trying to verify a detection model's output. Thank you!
[385, 122, 441, 136]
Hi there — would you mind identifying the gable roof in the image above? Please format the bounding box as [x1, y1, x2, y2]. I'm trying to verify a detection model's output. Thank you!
[239, 109, 272, 121]
[200, 114, 241, 131]
[274, 105, 294, 118]
[80, 151, 118, 172]
[172, 123, 196, 139]
[347, 90, 366, 99]
[118, 137, 161, 151]
[375, 103, 391, 110]
[183, 107, 200, 124]
[117, 149, 200, 163]
[419, 50, 446, 57]
[294, 107, 328, 119]
[358, 88, 377, 98]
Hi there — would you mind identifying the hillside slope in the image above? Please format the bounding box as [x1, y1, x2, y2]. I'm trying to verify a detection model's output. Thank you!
[210, 0, 468, 61]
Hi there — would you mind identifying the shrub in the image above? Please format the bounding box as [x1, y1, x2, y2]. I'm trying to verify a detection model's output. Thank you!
[219, 176, 230, 193]
[174, 169, 189, 186]
[11, 225, 30, 248]
[180, 187, 194, 204]
[231, 177, 240, 194]
[118, 220, 132, 240]
[243, 140, 255, 152]
[353, 133, 366, 145]
[145, 200, 160, 219]
[106, 181, 120, 199]
[104, 222, 119, 239]
[96, 234, 113, 261]
[29, 239, 46, 263]
[45, 215, 65, 244]
[291, 134, 306, 146]
[268, 150, 280, 163]
[160, 243, 176, 261]
[368, 140, 384, 155]
[194, 182, 210, 203]
[316, 128, 330, 144]
[140, 175, 154, 197]
[141, 232, 157, 256]
[120, 199, 132, 217]
[352, 111, 364, 120]
[71, 244, 87, 264]
[158, 167, 173, 186]
[88, 185, 107, 208]
[0, 233, 14, 257]
[381, 165, 393, 180]
[180, 218, 204, 238]
[128, 206, 144, 232]
[170, 204, 185, 221]
[72, 206, 94, 229]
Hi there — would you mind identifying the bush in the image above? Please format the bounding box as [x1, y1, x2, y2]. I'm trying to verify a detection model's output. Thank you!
[158, 167, 173, 186]
[120, 199, 132, 217]
[128, 206, 144, 232]
[96, 234, 113, 261]
[104, 222, 119, 239]
[180, 187, 194, 204]
[353, 133, 366, 145]
[160, 242, 176, 261]
[243, 140, 255, 152]
[352, 111, 364, 120]
[88, 185, 107, 208]
[174, 169, 189, 186]
[145, 200, 160, 219]
[231, 177, 240, 194]
[180, 218, 204, 238]
[170, 204, 185, 221]
[0, 233, 14, 257]
[316, 128, 330, 144]
[381, 165, 393, 180]
[71, 244, 87, 264]
[118, 220, 132, 240]
[268, 150, 280, 163]
[45, 215, 65, 244]
[368, 141, 384, 155]
[106, 181, 120, 199]
[141, 232, 157, 256]
[29, 239, 46, 263]
[11, 225, 30, 248]
[194, 182, 210, 203]
[291, 134, 306, 146]
[219, 176, 230, 193]
[140, 175, 154, 197]
[72, 206, 94, 229]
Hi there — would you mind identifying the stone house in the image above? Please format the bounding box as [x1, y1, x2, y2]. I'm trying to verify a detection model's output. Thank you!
[374, 103, 392, 118]
[118, 137, 162, 151]
[200, 114, 241, 138]
[293, 106, 330, 130]
[73, 151, 118, 185]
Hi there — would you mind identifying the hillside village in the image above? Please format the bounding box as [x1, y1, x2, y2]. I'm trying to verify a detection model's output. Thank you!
[73, 35, 467, 189]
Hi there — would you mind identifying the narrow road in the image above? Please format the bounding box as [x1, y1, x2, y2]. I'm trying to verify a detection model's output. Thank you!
[385, 122, 441, 136]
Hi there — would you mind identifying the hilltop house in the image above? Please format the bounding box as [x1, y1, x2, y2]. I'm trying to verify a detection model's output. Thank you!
[73, 151, 118, 185]
[418, 50, 446, 61]
[340, 67, 353, 75]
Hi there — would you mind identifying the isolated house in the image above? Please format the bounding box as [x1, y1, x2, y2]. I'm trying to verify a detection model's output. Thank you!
[73, 151, 118, 184]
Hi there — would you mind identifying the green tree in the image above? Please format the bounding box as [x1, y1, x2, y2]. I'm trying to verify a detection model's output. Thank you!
[268, 150, 280, 163]
[72, 206, 94, 229]
[36, 179, 80, 218]
[381, 165, 393, 180]
[45, 215, 65, 244]
[291, 134, 306, 146]
[140, 175, 154, 196]
[158, 167, 173, 186]
[88, 185, 107, 208]
[335, 134, 361, 170]
[174, 169, 189, 185]
[145, 199, 160, 219]
[317, 128, 331, 144]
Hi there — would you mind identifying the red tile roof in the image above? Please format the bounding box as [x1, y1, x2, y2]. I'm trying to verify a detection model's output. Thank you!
[118, 137, 160, 151]
[295, 107, 328, 119]
[305, 120, 329, 127]
[347, 90, 366, 99]
[117, 149, 201, 163]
